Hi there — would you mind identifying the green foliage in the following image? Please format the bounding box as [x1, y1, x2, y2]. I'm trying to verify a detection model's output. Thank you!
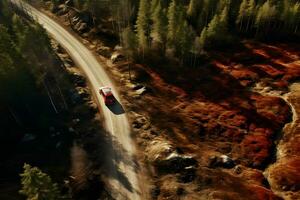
[151, 0, 160, 14]
[19, 164, 61, 200]
[150, 1, 168, 49]
[187, 0, 202, 22]
[200, 6, 232, 48]
[135, 0, 150, 53]
[167, 1, 187, 45]
[36, 0, 300, 62]
[122, 26, 137, 57]
[255, 0, 278, 27]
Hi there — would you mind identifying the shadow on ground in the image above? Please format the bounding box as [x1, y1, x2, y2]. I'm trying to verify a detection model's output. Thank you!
[107, 99, 125, 115]
[71, 123, 140, 198]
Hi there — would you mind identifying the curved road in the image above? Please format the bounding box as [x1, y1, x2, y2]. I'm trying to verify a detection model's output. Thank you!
[12, 0, 141, 199]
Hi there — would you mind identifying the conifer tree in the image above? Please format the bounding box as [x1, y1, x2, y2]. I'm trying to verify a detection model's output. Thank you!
[291, 2, 300, 33]
[151, 1, 167, 50]
[187, 0, 202, 23]
[199, 27, 208, 48]
[236, 0, 248, 30]
[246, 0, 256, 31]
[19, 164, 60, 200]
[255, 0, 277, 35]
[135, 0, 150, 53]
[151, 0, 159, 14]
[177, 21, 194, 59]
[199, 6, 231, 49]
[122, 27, 137, 58]
[167, 0, 178, 48]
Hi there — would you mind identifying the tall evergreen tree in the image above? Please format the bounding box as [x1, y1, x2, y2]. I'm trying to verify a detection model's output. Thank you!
[135, 0, 150, 53]
[150, 0, 159, 14]
[236, 0, 248, 30]
[19, 164, 61, 200]
[167, 0, 178, 48]
[187, 0, 203, 24]
[150, 1, 168, 50]
[177, 21, 194, 59]
[199, 6, 231, 49]
[291, 2, 300, 33]
[246, 0, 256, 31]
[122, 26, 137, 58]
[255, 0, 278, 35]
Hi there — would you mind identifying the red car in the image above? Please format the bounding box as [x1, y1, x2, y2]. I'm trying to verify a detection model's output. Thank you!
[99, 86, 115, 105]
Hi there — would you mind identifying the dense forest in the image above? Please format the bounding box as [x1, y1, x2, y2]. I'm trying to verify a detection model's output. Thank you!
[0, 0, 73, 198]
[45, 0, 300, 62]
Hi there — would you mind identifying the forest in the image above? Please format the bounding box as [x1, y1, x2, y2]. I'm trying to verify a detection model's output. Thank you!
[1, 0, 300, 199]
[50, 0, 300, 62]
[0, 0, 73, 198]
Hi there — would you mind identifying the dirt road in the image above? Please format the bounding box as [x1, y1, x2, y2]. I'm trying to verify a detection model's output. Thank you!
[12, 0, 142, 199]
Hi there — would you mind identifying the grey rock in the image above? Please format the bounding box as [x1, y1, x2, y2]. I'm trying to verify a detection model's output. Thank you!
[156, 152, 197, 173]
[209, 154, 235, 169]
[76, 22, 88, 33]
[57, 4, 68, 16]
[111, 52, 125, 63]
[97, 46, 112, 58]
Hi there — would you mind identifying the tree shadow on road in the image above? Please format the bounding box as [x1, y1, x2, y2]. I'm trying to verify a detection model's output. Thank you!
[72, 122, 140, 196]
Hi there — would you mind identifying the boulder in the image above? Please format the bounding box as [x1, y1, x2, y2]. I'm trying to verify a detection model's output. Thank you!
[75, 22, 88, 33]
[146, 139, 197, 173]
[132, 115, 148, 129]
[111, 52, 125, 63]
[233, 165, 243, 174]
[76, 87, 89, 99]
[62, 58, 73, 68]
[96, 46, 112, 58]
[71, 16, 80, 25]
[209, 155, 235, 169]
[57, 4, 68, 16]
[131, 84, 144, 91]
[70, 73, 86, 87]
[156, 152, 197, 173]
[135, 86, 148, 96]
[146, 139, 174, 163]
[114, 45, 123, 51]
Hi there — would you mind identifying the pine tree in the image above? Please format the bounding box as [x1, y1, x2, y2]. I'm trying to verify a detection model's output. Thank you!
[199, 26, 208, 48]
[199, 6, 231, 49]
[281, 0, 292, 29]
[219, 5, 229, 32]
[150, 1, 167, 50]
[236, 0, 248, 30]
[187, 0, 202, 23]
[291, 2, 300, 33]
[122, 26, 137, 57]
[177, 21, 194, 59]
[167, 0, 178, 48]
[255, 0, 278, 35]
[246, 0, 256, 31]
[135, 0, 150, 53]
[19, 164, 61, 200]
[150, 0, 159, 14]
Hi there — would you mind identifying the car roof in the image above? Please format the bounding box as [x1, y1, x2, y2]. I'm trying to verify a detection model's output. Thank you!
[100, 86, 112, 96]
